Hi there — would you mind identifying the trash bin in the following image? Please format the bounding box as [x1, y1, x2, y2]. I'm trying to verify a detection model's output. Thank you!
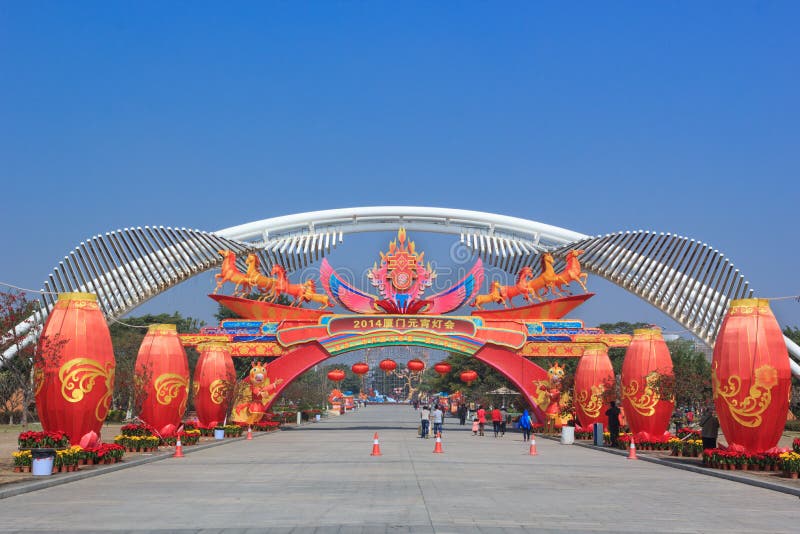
[213, 428, 225, 440]
[560, 425, 575, 445]
[593, 422, 604, 446]
[31, 448, 56, 476]
[315, 414, 321, 422]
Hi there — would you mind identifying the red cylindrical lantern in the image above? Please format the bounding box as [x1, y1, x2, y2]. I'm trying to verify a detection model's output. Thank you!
[433, 362, 452, 376]
[407, 359, 425, 373]
[379, 359, 397, 374]
[135, 324, 189, 437]
[460, 370, 478, 384]
[193, 342, 235, 428]
[574, 347, 614, 427]
[712, 298, 791, 452]
[34, 292, 115, 446]
[621, 328, 674, 440]
[351, 362, 369, 375]
[327, 369, 346, 382]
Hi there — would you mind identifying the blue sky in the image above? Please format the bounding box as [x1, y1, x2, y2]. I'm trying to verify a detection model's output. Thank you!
[1, 2, 798, 334]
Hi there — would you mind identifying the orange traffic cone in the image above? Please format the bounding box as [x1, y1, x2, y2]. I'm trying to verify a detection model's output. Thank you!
[627, 438, 638, 460]
[173, 438, 184, 458]
[433, 432, 444, 454]
[246, 427, 253, 440]
[529, 435, 538, 456]
[371, 432, 382, 456]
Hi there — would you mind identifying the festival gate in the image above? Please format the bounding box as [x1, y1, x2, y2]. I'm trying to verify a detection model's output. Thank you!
[180, 229, 633, 425]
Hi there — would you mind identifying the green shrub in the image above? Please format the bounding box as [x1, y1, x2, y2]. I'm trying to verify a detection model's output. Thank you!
[785, 419, 800, 432]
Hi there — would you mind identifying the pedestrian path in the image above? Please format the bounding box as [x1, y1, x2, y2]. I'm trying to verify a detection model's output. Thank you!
[0, 405, 797, 533]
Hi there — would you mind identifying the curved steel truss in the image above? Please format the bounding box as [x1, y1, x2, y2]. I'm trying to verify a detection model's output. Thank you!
[3, 206, 798, 376]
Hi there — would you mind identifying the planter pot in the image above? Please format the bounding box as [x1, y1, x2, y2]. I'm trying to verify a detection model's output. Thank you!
[788, 471, 799, 480]
[741, 464, 749, 471]
[13, 466, 21, 472]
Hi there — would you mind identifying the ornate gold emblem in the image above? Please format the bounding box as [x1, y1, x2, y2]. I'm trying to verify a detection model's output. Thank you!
[712, 363, 777, 428]
[58, 357, 115, 421]
[622, 371, 661, 416]
[154, 373, 189, 406]
[577, 384, 605, 419]
[209, 379, 233, 404]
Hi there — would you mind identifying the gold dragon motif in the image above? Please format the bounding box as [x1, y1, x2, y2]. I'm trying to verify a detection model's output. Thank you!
[58, 357, 115, 421]
[154, 373, 189, 406]
[622, 371, 661, 417]
[577, 384, 605, 419]
[209, 378, 233, 405]
[712, 363, 778, 428]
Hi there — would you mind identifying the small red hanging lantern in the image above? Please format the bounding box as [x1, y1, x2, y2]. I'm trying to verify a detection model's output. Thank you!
[379, 359, 397, 374]
[407, 359, 425, 373]
[433, 362, 452, 376]
[327, 369, 346, 382]
[351, 362, 369, 375]
[460, 370, 478, 385]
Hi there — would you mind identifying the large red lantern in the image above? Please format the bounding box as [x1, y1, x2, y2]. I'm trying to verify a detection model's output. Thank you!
[574, 347, 614, 427]
[327, 369, 346, 382]
[135, 324, 189, 437]
[407, 359, 425, 373]
[35, 293, 115, 446]
[460, 370, 478, 384]
[433, 362, 452, 376]
[193, 342, 235, 428]
[621, 328, 674, 440]
[712, 299, 791, 452]
[379, 359, 397, 374]
[351, 362, 369, 375]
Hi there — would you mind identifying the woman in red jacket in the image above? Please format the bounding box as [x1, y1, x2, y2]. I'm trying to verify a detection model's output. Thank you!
[491, 406, 503, 438]
[476, 405, 486, 437]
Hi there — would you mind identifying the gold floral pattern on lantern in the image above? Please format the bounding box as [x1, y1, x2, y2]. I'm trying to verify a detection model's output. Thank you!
[33, 366, 44, 396]
[154, 373, 189, 406]
[622, 371, 661, 417]
[577, 384, 605, 419]
[209, 378, 232, 405]
[58, 358, 115, 421]
[713, 363, 777, 428]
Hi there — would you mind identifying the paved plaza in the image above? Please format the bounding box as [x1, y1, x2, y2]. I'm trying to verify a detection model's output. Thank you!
[0, 405, 797, 533]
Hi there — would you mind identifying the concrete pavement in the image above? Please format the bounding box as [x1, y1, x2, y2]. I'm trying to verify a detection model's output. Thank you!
[0, 405, 797, 533]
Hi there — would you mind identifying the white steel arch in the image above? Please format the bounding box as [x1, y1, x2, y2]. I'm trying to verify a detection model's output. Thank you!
[4, 206, 799, 377]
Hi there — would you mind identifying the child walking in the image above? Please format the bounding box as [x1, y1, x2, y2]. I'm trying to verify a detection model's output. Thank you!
[471, 417, 479, 436]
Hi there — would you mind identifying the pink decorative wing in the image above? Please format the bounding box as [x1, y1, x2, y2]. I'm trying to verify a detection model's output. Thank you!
[422, 259, 484, 315]
[320, 259, 381, 314]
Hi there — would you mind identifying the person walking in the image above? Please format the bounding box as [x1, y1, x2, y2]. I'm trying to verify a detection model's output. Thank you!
[420, 405, 431, 438]
[518, 409, 533, 442]
[500, 406, 508, 437]
[458, 404, 467, 426]
[476, 405, 486, 436]
[605, 401, 621, 447]
[491, 406, 502, 438]
[432, 405, 444, 437]
[699, 405, 720, 450]
[472, 417, 479, 436]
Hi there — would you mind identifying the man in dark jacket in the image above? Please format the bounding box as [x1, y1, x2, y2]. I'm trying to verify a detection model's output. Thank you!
[605, 401, 621, 447]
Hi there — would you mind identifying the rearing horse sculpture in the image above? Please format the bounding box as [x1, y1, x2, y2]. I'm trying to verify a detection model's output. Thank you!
[214, 250, 252, 296]
[498, 267, 537, 307]
[560, 249, 588, 292]
[271, 264, 310, 305]
[245, 254, 277, 301]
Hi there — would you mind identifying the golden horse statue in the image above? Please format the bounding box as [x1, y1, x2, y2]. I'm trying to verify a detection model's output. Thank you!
[214, 250, 252, 296]
[560, 249, 588, 292]
[245, 254, 277, 301]
[537, 253, 570, 298]
[271, 264, 310, 305]
[470, 280, 504, 310]
[498, 267, 538, 306]
[299, 281, 334, 309]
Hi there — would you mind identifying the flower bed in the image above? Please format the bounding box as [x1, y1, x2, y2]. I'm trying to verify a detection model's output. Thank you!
[114, 434, 160, 452]
[669, 438, 703, 457]
[676, 427, 701, 439]
[18, 430, 70, 449]
[701, 448, 788, 472]
[160, 429, 201, 446]
[793, 438, 800, 454]
[237, 421, 281, 432]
